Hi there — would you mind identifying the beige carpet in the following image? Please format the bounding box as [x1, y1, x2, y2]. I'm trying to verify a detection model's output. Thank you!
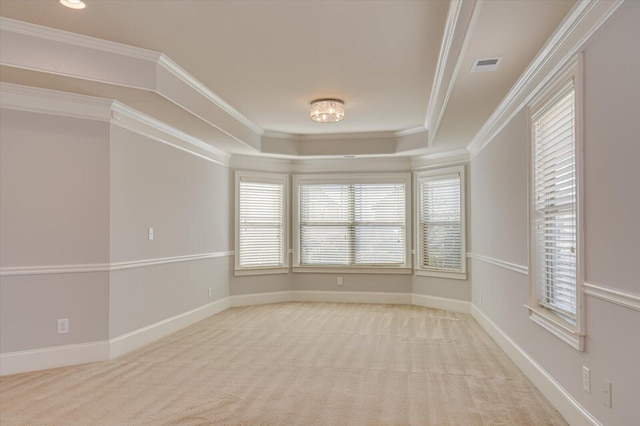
[0, 302, 566, 425]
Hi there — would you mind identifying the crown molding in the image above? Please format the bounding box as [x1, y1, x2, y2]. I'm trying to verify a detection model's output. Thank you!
[263, 129, 399, 142]
[1, 83, 230, 166]
[1, 16, 477, 162]
[230, 154, 294, 173]
[395, 126, 428, 137]
[1, 18, 262, 150]
[156, 55, 262, 135]
[411, 148, 470, 170]
[229, 154, 413, 174]
[0, 17, 161, 61]
[291, 156, 412, 174]
[111, 102, 230, 166]
[0, 82, 113, 121]
[467, 0, 623, 158]
[425, 0, 482, 145]
[261, 131, 299, 141]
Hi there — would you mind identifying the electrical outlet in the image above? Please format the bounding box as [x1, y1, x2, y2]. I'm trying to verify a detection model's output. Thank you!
[148, 227, 154, 241]
[603, 379, 612, 408]
[208, 287, 212, 298]
[337, 276, 343, 286]
[57, 318, 69, 334]
[582, 366, 590, 392]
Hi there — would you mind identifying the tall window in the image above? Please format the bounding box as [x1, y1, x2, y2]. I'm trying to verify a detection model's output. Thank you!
[415, 166, 466, 279]
[293, 174, 411, 272]
[533, 82, 577, 318]
[235, 171, 288, 275]
[528, 56, 583, 350]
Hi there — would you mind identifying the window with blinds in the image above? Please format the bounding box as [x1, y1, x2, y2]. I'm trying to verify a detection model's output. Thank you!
[532, 81, 578, 321]
[295, 176, 409, 268]
[415, 166, 465, 278]
[236, 172, 287, 273]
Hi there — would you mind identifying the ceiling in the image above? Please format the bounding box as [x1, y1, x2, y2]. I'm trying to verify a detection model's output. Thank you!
[0, 0, 576, 160]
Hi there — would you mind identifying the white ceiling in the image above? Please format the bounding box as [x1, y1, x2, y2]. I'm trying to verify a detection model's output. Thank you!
[0, 0, 576, 159]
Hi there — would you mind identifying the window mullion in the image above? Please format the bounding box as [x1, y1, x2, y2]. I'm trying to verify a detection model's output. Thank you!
[348, 184, 355, 266]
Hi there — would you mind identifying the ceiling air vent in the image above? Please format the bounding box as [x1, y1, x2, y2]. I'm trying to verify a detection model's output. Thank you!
[471, 57, 502, 73]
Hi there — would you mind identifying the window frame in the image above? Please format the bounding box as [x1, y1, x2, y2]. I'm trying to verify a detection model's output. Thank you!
[527, 54, 585, 351]
[292, 173, 412, 274]
[234, 170, 289, 276]
[414, 165, 467, 280]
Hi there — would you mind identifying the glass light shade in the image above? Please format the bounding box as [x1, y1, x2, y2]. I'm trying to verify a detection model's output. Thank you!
[310, 99, 344, 123]
[60, 0, 86, 9]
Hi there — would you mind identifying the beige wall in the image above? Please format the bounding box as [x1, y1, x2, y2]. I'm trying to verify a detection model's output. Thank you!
[293, 273, 412, 293]
[109, 126, 230, 261]
[0, 110, 110, 267]
[108, 125, 230, 337]
[470, 3, 640, 424]
[0, 110, 110, 352]
[0, 109, 232, 352]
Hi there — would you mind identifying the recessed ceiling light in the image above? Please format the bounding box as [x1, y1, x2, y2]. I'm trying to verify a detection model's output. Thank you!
[59, 0, 86, 9]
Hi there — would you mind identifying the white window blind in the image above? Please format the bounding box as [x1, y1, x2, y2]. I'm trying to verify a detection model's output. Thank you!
[238, 179, 285, 268]
[532, 81, 577, 320]
[299, 182, 406, 266]
[417, 173, 463, 271]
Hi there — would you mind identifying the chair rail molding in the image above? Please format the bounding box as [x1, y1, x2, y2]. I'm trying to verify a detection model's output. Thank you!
[0, 252, 233, 277]
[467, 252, 529, 275]
[583, 282, 640, 312]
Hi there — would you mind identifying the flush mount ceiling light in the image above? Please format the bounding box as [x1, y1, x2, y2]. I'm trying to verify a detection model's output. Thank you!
[310, 99, 344, 123]
[59, 0, 86, 9]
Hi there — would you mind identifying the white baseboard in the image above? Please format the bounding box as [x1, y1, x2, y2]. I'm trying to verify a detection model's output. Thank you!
[412, 293, 471, 314]
[0, 298, 232, 376]
[294, 290, 412, 305]
[471, 304, 600, 426]
[230, 291, 293, 307]
[230, 290, 416, 307]
[109, 297, 230, 358]
[1, 293, 471, 376]
[0, 340, 110, 376]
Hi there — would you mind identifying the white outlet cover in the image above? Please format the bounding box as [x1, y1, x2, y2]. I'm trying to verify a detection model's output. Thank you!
[57, 319, 69, 334]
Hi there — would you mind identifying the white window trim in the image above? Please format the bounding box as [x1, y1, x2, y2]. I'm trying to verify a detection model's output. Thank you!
[292, 173, 412, 273]
[234, 170, 289, 276]
[527, 54, 585, 351]
[414, 165, 467, 280]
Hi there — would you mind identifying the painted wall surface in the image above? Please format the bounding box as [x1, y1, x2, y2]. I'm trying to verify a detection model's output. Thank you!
[109, 126, 230, 261]
[231, 272, 293, 296]
[0, 109, 110, 352]
[293, 273, 412, 294]
[470, 3, 640, 425]
[412, 273, 470, 301]
[108, 125, 231, 337]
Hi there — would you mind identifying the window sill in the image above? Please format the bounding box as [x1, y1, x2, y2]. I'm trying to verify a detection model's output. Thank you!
[414, 269, 467, 280]
[526, 305, 584, 351]
[234, 267, 289, 277]
[292, 266, 412, 275]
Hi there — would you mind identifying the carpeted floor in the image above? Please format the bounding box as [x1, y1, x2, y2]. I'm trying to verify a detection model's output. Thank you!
[0, 302, 566, 425]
